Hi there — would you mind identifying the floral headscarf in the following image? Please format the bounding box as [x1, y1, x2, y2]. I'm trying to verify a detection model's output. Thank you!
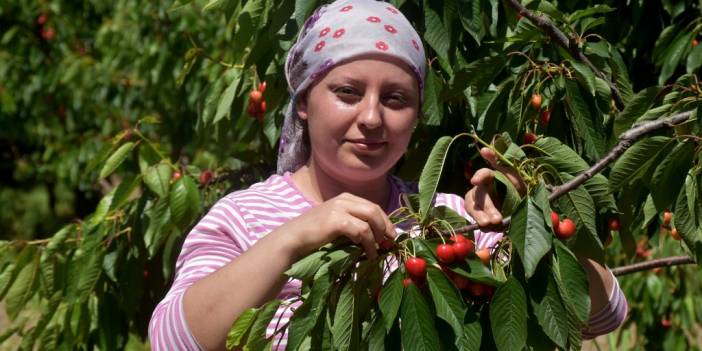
[276, 0, 427, 174]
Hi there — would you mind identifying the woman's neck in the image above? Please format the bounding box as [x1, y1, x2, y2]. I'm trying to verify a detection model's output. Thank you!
[291, 163, 391, 208]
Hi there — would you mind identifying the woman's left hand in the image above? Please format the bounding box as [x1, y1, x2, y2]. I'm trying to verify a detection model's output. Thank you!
[464, 147, 526, 231]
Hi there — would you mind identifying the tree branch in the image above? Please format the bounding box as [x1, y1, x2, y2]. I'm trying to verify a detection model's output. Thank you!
[610, 256, 696, 276]
[547, 110, 694, 200]
[503, 0, 625, 109]
[453, 109, 694, 234]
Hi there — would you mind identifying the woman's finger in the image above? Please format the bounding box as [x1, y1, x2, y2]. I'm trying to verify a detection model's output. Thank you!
[342, 215, 378, 259]
[339, 194, 395, 243]
[480, 147, 526, 195]
[472, 184, 503, 225]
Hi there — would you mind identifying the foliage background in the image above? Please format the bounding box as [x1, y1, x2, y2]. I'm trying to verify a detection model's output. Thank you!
[1, 0, 701, 349]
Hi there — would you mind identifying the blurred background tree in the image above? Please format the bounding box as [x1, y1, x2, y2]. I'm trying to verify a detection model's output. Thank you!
[1, 0, 701, 349]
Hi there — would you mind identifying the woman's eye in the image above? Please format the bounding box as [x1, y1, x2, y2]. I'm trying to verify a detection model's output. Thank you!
[385, 93, 407, 106]
[335, 86, 358, 96]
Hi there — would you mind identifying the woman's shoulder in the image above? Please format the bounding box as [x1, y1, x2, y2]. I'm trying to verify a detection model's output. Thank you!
[217, 172, 312, 213]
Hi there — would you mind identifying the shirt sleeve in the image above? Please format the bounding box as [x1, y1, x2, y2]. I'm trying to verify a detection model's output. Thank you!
[582, 270, 628, 339]
[148, 197, 248, 351]
[436, 193, 628, 337]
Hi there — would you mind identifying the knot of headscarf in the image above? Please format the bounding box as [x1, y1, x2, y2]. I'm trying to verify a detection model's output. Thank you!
[277, 0, 426, 174]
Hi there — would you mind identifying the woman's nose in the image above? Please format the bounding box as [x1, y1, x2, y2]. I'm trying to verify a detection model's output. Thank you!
[357, 94, 382, 129]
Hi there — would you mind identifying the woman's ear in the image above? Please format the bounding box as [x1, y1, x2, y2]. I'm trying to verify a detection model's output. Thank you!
[296, 92, 309, 120]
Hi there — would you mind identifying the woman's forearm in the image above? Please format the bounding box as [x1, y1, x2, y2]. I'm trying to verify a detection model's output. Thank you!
[182, 228, 301, 351]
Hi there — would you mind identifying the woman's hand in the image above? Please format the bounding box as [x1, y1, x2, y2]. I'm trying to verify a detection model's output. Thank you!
[464, 147, 526, 231]
[282, 192, 397, 260]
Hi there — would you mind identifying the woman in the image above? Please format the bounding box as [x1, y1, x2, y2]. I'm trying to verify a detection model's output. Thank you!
[149, 1, 627, 349]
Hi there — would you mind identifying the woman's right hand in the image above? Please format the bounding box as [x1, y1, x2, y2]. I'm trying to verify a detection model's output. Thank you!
[281, 192, 397, 260]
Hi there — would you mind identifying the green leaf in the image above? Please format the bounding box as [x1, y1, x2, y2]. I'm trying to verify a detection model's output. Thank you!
[366, 313, 386, 351]
[231, 0, 267, 62]
[553, 241, 590, 323]
[686, 42, 702, 72]
[400, 284, 440, 351]
[490, 277, 527, 351]
[674, 175, 700, 247]
[570, 61, 596, 96]
[609, 136, 673, 191]
[226, 308, 258, 349]
[213, 69, 243, 124]
[613, 86, 661, 136]
[379, 270, 403, 332]
[419, 135, 460, 223]
[447, 56, 506, 100]
[568, 4, 614, 22]
[457, 0, 484, 44]
[332, 278, 355, 351]
[423, 0, 450, 61]
[427, 267, 480, 351]
[98, 142, 135, 179]
[422, 69, 444, 126]
[650, 141, 695, 211]
[285, 250, 327, 281]
[509, 198, 552, 278]
[245, 300, 282, 351]
[169, 175, 202, 229]
[659, 31, 694, 84]
[287, 264, 333, 351]
[109, 175, 141, 211]
[143, 162, 172, 198]
[493, 171, 521, 217]
[144, 197, 173, 258]
[564, 79, 605, 160]
[529, 263, 569, 348]
[5, 253, 40, 319]
[431, 206, 469, 228]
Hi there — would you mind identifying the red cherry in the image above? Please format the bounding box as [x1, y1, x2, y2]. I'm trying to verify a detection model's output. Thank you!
[258, 81, 267, 94]
[663, 210, 672, 226]
[436, 244, 456, 264]
[404, 257, 426, 278]
[523, 132, 538, 145]
[607, 217, 620, 231]
[143, 270, 150, 278]
[452, 241, 472, 261]
[530, 93, 542, 109]
[199, 170, 213, 185]
[249, 90, 263, 104]
[671, 227, 681, 241]
[692, 39, 699, 47]
[661, 318, 672, 329]
[41, 26, 55, 41]
[550, 211, 560, 233]
[37, 13, 48, 25]
[259, 100, 267, 114]
[450, 234, 466, 243]
[453, 275, 470, 290]
[402, 277, 413, 288]
[468, 282, 487, 297]
[247, 101, 259, 117]
[476, 248, 491, 265]
[172, 171, 182, 182]
[557, 219, 576, 239]
[540, 109, 551, 125]
[379, 238, 394, 251]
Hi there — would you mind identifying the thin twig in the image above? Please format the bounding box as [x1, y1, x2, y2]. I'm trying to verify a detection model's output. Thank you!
[504, 0, 625, 109]
[611, 256, 696, 276]
[453, 110, 694, 234]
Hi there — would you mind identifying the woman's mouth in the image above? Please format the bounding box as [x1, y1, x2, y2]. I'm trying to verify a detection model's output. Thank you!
[347, 139, 387, 151]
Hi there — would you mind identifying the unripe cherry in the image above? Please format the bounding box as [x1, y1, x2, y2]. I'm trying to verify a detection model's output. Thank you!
[530, 93, 542, 109]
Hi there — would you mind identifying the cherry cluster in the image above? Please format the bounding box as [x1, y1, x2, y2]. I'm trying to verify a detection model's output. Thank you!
[522, 93, 551, 145]
[550, 211, 576, 240]
[247, 82, 267, 121]
[403, 235, 494, 299]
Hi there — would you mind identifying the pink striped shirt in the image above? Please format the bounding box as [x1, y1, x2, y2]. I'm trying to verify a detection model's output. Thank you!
[149, 172, 626, 350]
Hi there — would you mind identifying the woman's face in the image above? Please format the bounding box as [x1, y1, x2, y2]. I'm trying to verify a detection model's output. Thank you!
[297, 54, 420, 183]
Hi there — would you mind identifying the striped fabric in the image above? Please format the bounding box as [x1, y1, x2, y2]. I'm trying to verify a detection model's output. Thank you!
[148, 172, 627, 350]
